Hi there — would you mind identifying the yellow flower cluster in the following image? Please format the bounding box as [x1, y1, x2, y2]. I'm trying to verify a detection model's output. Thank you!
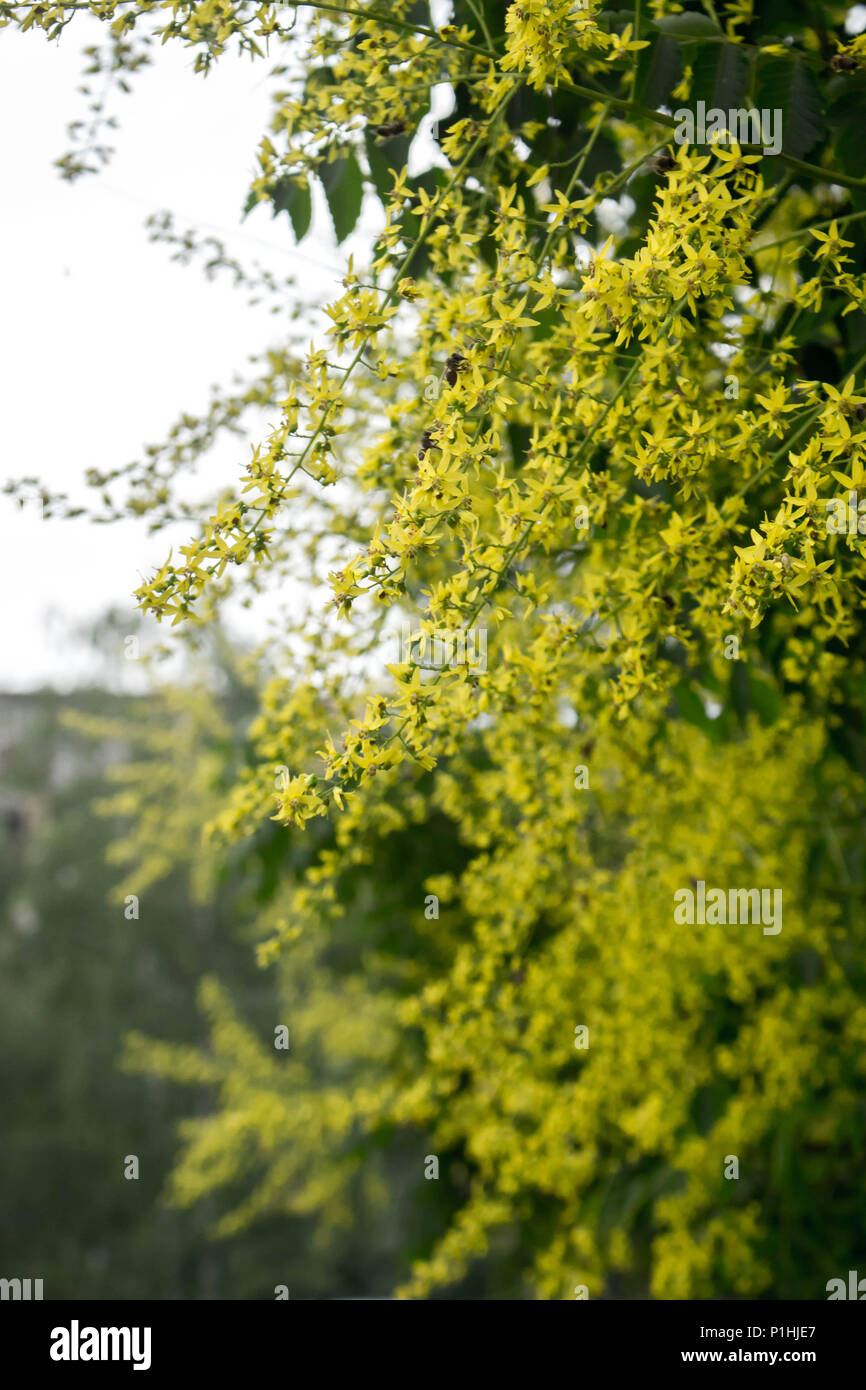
[15, 0, 866, 1298]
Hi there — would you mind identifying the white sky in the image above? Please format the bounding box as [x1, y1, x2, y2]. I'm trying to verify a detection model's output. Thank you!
[0, 16, 358, 690]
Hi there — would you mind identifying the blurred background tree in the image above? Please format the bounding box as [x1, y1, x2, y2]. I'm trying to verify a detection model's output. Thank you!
[0, 632, 473, 1298]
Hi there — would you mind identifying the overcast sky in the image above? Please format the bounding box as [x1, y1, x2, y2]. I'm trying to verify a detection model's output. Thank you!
[0, 15, 356, 690]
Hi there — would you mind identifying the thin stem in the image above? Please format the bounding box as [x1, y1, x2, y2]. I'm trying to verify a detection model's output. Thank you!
[752, 208, 866, 255]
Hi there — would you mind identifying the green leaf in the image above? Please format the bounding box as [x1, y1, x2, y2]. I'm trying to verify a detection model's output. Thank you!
[730, 663, 782, 726]
[834, 122, 866, 197]
[675, 680, 712, 731]
[756, 57, 825, 160]
[746, 671, 782, 726]
[364, 128, 411, 205]
[689, 40, 749, 112]
[269, 176, 312, 242]
[304, 64, 336, 96]
[827, 76, 866, 192]
[636, 34, 683, 110]
[319, 151, 364, 244]
[652, 13, 721, 39]
[558, 128, 618, 193]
